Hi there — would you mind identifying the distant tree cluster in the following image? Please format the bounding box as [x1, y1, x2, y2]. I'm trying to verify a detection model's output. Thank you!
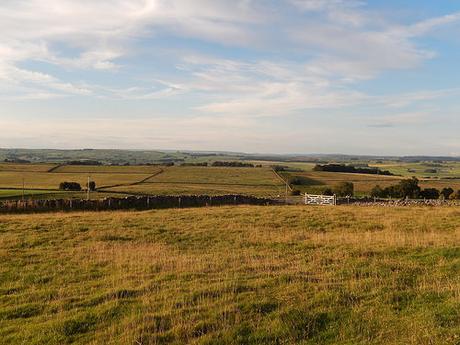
[370, 178, 459, 200]
[313, 164, 394, 176]
[272, 165, 288, 172]
[181, 162, 208, 167]
[211, 161, 254, 167]
[67, 160, 102, 166]
[59, 182, 82, 191]
[4, 158, 31, 163]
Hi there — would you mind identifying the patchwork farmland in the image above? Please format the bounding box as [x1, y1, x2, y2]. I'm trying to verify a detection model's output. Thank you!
[0, 163, 285, 200]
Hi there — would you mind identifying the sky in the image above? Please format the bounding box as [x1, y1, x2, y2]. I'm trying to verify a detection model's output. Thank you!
[1, 0, 460, 156]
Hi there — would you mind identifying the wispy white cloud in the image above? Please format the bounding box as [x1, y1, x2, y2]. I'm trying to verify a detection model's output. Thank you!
[1, 0, 460, 155]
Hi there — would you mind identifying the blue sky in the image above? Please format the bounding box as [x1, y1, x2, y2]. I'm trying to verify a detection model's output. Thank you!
[1, 0, 460, 155]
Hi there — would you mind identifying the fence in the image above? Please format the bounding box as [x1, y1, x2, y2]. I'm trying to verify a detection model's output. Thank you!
[304, 194, 337, 206]
[0, 195, 274, 214]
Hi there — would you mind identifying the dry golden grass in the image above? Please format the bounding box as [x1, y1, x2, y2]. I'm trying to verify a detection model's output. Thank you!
[0, 171, 153, 189]
[100, 166, 284, 197]
[1, 206, 459, 344]
[53, 165, 162, 174]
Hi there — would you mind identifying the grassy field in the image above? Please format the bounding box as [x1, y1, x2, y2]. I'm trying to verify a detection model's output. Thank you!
[0, 189, 59, 199]
[52, 165, 162, 174]
[97, 166, 284, 197]
[0, 206, 459, 344]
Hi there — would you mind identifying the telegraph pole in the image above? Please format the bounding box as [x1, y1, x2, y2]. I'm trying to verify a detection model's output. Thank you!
[87, 176, 90, 201]
[22, 178, 25, 202]
[285, 179, 289, 204]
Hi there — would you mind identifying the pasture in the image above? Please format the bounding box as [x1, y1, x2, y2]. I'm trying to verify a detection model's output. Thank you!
[101, 166, 284, 197]
[1, 162, 460, 200]
[0, 164, 284, 199]
[1, 206, 459, 344]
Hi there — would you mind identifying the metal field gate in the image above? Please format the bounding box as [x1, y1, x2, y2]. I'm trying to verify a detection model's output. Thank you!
[304, 194, 337, 206]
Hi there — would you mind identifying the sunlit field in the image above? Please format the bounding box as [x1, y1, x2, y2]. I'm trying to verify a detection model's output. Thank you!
[101, 166, 285, 197]
[1, 206, 459, 344]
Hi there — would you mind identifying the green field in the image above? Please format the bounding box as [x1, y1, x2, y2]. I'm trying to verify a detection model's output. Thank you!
[0, 189, 58, 199]
[1, 206, 459, 344]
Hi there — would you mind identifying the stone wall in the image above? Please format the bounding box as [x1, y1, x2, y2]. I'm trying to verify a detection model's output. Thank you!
[0, 195, 274, 214]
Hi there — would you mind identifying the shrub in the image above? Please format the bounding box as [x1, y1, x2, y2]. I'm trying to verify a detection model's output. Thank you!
[370, 185, 385, 198]
[383, 185, 402, 198]
[59, 182, 82, 191]
[334, 182, 354, 197]
[440, 187, 454, 200]
[322, 188, 334, 196]
[290, 189, 301, 196]
[420, 188, 440, 200]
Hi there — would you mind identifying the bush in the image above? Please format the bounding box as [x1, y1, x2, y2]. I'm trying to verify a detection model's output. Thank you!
[370, 185, 385, 198]
[441, 187, 454, 200]
[334, 182, 354, 197]
[322, 188, 334, 196]
[59, 182, 82, 191]
[384, 185, 402, 198]
[290, 189, 301, 196]
[419, 188, 440, 200]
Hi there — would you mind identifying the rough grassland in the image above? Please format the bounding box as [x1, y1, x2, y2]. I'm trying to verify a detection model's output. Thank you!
[1, 206, 460, 344]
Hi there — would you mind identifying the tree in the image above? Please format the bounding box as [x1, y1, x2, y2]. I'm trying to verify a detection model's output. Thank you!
[59, 182, 82, 191]
[383, 185, 402, 198]
[87, 181, 96, 191]
[370, 185, 385, 198]
[440, 187, 454, 200]
[397, 177, 421, 199]
[420, 188, 440, 200]
[334, 182, 354, 197]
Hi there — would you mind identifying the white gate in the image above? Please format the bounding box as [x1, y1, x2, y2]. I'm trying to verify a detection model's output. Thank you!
[304, 194, 337, 206]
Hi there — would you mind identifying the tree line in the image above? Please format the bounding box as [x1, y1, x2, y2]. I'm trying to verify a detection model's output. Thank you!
[313, 164, 394, 176]
[370, 177, 460, 200]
